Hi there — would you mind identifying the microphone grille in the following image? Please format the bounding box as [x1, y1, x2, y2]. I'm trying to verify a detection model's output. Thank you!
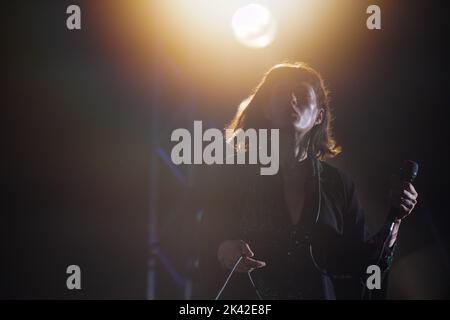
[400, 160, 419, 182]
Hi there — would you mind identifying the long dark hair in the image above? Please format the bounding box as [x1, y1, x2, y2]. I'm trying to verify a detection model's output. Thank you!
[226, 62, 341, 160]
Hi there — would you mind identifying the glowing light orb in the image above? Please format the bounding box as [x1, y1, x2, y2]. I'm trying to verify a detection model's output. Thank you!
[231, 3, 277, 49]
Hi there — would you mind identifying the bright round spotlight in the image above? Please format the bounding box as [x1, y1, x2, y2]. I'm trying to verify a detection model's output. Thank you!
[231, 3, 276, 49]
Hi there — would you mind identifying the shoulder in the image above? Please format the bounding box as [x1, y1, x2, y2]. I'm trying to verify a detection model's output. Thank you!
[318, 160, 357, 203]
[319, 161, 354, 186]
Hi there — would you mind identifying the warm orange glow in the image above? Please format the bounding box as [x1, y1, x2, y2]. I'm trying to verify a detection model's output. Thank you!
[86, 0, 380, 103]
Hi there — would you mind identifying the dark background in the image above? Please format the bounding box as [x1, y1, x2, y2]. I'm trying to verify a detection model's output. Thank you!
[3, 1, 449, 299]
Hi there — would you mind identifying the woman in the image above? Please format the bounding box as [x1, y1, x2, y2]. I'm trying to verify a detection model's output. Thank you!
[195, 62, 418, 300]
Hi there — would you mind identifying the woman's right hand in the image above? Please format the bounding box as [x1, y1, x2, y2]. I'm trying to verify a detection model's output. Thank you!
[217, 240, 266, 273]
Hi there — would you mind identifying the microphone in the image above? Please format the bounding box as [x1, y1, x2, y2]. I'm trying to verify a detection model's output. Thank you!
[400, 160, 419, 182]
[387, 160, 419, 223]
[375, 160, 419, 267]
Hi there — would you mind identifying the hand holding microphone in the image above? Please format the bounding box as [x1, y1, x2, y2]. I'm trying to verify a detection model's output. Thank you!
[388, 160, 419, 221]
[384, 160, 419, 248]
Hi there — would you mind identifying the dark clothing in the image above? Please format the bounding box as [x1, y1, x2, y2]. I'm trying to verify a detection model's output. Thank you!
[194, 157, 395, 300]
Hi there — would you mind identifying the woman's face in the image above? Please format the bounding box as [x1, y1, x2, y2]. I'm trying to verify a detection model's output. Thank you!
[266, 81, 323, 135]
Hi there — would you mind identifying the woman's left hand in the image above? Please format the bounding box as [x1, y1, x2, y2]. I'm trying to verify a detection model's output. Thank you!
[389, 176, 419, 220]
